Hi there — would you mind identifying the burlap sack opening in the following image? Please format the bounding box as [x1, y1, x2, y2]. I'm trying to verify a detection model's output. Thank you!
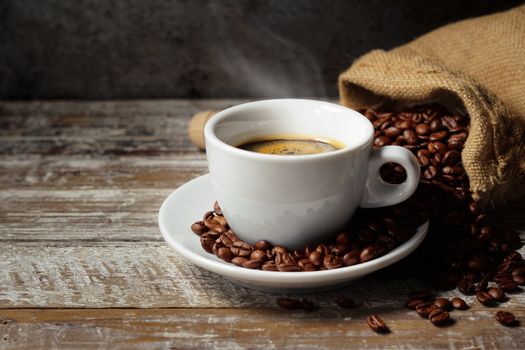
[338, 4, 525, 206]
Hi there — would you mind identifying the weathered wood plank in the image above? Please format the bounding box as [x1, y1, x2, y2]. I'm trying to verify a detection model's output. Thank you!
[1, 245, 524, 310]
[1, 308, 524, 350]
[0, 155, 207, 190]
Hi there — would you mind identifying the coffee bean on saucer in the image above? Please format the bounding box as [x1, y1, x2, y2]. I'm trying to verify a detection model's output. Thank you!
[254, 240, 273, 250]
[231, 256, 248, 267]
[309, 251, 323, 267]
[277, 263, 301, 272]
[323, 254, 343, 269]
[213, 201, 223, 215]
[203, 211, 215, 220]
[359, 243, 386, 263]
[276, 298, 303, 310]
[343, 250, 360, 266]
[199, 234, 215, 253]
[261, 261, 278, 271]
[367, 314, 389, 333]
[451, 297, 469, 310]
[191, 221, 208, 235]
[231, 241, 253, 257]
[495, 311, 519, 327]
[243, 259, 264, 269]
[250, 249, 267, 261]
[217, 247, 234, 262]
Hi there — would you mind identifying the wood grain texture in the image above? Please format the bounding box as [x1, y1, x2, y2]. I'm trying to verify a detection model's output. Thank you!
[1, 100, 524, 349]
[1, 308, 525, 350]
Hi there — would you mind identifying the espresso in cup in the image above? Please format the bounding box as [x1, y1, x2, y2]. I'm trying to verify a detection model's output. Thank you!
[237, 134, 345, 155]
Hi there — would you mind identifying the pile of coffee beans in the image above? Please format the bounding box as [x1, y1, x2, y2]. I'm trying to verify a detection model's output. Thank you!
[191, 104, 522, 332]
[192, 198, 426, 272]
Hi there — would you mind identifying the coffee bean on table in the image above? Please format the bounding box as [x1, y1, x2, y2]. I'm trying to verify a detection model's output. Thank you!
[487, 287, 507, 302]
[416, 302, 440, 317]
[495, 311, 519, 327]
[429, 309, 451, 326]
[451, 297, 469, 310]
[434, 297, 452, 311]
[367, 315, 389, 334]
[276, 298, 303, 310]
[457, 278, 476, 295]
[302, 299, 316, 311]
[476, 291, 495, 306]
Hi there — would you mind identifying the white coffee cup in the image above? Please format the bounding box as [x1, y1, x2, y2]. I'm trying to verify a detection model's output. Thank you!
[204, 99, 420, 248]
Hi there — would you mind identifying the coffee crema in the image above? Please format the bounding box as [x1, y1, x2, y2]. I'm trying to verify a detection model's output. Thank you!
[237, 134, 345, 155]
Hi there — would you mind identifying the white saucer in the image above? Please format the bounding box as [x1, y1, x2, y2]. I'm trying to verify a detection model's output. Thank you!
[158, 174, 429, 293]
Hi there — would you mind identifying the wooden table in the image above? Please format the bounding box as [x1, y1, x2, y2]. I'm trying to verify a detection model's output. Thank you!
[1, 100, 524, 349]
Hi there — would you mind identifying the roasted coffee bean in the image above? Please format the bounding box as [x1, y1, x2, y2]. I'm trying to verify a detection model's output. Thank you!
[423, 166, 438, 179]
[416, 302, 440, 317]
[418, 154, 430, 166]
[254, 240, 273, 250]
[476, 291, 495, 306]
[323, 254, 343, 269]
[309, 251, 323, 266]
[429, 309, 451, 326]
[458, 278, 476, 295]
[430, 130, 448, 141]
[261, 262, 278, 271]
[358, 228, 377, 244]
[200, 234, 215, 253]
[203, 211, 215, 220]
[336, 297, 355, 309]
[466, 256, 491, 272]
[301, 299, 316, 311]
[203, 218, 219, 229]
[374, 136, 391, 147]
[336, 232, 351, 246]
[250, 249, 267, 261]
[404, 299, 425, 310]
[214, 215, 227, 226]
[220, 231, 237, 247]
[487, 287, 507, 302]
[430, 118, 443, 131]
[217, 247, 234, 262]
[276, 298, 303, 310]
[343, 250, 360, 266]
[359, 243, 386, 263]
[206, 229, 222, 238]
[280, 252, 296, 265]
[213, 201, 223, 215]
[273, 246, 288, 255]
[434, 298, 452, 311]
[277, 263, 301, 272]
[513, 267, 525, 285]
[384, 126, 401, 138]
[230, 241, 252, 257]
[331, 244, 349, 256]
[316, 244, 330, 256]
[191, 221, 208, 235]
[451, 297, 469, 310]
[212, 242, 224, 256]
[243, 259, 264, 269]
[298, 259, 317, 271]
[367, 315, 389, 333]
[403, 129, 418, 145]
[416, 123, 430, 135]
[231, 256, 249, 267]
[495, 311, 518, 327]
[497, 279, 519, 293]
[408, 289, 433, 300]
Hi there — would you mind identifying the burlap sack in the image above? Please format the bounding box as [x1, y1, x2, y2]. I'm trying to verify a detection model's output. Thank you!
[338, 5, 525, 205]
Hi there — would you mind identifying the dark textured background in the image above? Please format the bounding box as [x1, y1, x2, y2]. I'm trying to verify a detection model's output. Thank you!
[1, 0, 523, 99]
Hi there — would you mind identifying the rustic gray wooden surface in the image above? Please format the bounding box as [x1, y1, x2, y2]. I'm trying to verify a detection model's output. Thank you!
[0, 100, 524, 349]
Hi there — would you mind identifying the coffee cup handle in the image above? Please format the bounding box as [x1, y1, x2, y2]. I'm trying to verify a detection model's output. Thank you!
[360, 146, 420, 208]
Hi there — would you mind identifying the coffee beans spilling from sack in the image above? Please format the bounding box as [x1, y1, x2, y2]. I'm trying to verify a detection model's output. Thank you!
[192, 197, 426, 272]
